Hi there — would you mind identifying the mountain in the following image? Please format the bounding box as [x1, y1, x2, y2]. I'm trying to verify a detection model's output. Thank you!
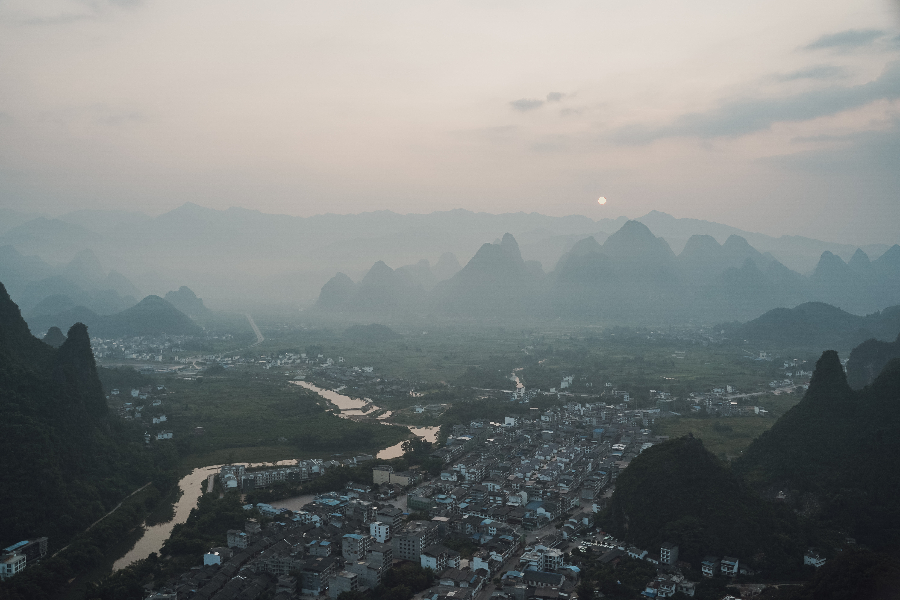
[432, 233, 537, 316]
[64, 249, 106, 287]
[396, 259, 437, 291]
[846, 331, 900, 389]
[164, 286, 212, 319]
[0, 280, 154, 545]
[432, 252, 462, 281]
[316, 272, 357, 310]
[729, 302, 900, 352]
[96, 295, 201, 337]
[601, 435, 802, 575]
[42, 326, 67, 348]
[309, 218, 900, 325]
[734, 350, 900, 549]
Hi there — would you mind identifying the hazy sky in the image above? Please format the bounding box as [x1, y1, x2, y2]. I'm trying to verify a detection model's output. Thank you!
[1, 0, 899, 245]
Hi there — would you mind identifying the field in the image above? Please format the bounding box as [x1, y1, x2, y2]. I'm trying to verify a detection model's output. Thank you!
[653, 417, 778, 460]
[158, 370, 411, 468]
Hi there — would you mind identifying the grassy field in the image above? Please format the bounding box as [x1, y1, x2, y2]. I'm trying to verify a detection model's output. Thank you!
[653, 417, 778, 460]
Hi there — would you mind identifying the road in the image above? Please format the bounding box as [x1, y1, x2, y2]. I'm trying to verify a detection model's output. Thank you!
[246, 314, 264, 345]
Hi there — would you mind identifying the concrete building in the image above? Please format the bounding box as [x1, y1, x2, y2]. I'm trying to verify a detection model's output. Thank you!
[0, 553, 26, 581]
[660, 542, 679, 565]
[370, 521, 391, 543]
[393, 522, 438, 561]
[328, 571, 359, 598]
[342, 533, 372, 562]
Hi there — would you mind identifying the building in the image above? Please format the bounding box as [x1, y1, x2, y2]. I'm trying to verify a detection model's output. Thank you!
[721, 556, 739, 576]
[700, 556, 720, 578]
[393, 522, 438, 561]
[227, 529, 249, 549]
[804, 550, 826, 568]
[370, 521, 391, 544]
[2, 539, 47, 566]
[660, 542, 679, 565]
[342, 534, 372, 562]
[329, 571, 359, 598]
[376, 506, 404, 530]
[0, 553, 26, 580]
[522, 571, 565, 588]
[373, 465, 394, 485]
[301, 556, 340, 595]
[420, 544, 461, 572]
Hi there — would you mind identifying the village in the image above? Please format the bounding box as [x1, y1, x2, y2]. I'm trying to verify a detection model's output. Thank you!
[139, 398, 824, 600]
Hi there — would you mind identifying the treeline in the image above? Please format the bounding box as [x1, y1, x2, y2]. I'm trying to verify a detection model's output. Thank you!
[337, 563, 435, 600]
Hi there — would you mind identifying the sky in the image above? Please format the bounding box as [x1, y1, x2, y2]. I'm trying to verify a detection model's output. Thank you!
[1, 0, 899, 245]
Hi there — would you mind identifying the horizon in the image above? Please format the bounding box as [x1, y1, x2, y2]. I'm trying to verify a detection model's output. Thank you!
[2, 1, 899, 246]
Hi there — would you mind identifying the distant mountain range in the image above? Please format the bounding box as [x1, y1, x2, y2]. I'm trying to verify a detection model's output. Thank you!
[727, 302, 900, 352]
[313, 220, 900, 324]
[0, 204, 894, 312]
[28, 293, 202, 339]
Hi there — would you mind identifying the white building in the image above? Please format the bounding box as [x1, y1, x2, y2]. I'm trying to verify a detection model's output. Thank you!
[370, 521, 390, 544]
[0, 553, 25, 580]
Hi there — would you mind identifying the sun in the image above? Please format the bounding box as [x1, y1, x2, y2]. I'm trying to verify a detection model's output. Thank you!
[598, 197, 607, 205]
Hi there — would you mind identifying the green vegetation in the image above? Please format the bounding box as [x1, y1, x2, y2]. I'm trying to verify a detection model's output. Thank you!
[600, 436, 804, 578]
[161, 371, 411, 465]
[573, 555, 658, 600]
[735, 352, 900, 550]
[652, 417, 779, 460]
[337, 563, 435, 600]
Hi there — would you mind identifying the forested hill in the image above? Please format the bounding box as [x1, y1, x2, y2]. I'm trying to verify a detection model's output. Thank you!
[0, 280, 165, 547]
[734, 350, 900, 550]
[600, 436, 802, 576]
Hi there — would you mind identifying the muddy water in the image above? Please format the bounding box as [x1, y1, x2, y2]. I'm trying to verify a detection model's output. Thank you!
[115, 383, 439, 569]
[113, 459, 295, 571]
[377, 426, 440, 459]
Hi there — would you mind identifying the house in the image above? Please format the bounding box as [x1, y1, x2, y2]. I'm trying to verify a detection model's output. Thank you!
[420, 544, 461, 572]
[700, 556, 720, 578]
[156, 431, 173, 440]
[721, 556, 739, 576]
[302, 556, 340, 595]
[329, 571, 359, 598]
[522, 571, 565, 588]
[804, 550, 826, 568]
[0, 553, 26, 580]
[342, 534, 372, 562]
[370, 521, 391, 543]
[392, 522, 438, 561]
[227, 529, 249, 549]
[660, 542, 678, 565]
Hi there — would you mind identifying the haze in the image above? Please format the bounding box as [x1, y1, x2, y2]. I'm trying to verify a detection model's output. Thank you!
[1, 0, 899, 245]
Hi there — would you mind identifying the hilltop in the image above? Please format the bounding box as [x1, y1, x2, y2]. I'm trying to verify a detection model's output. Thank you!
[600, 436, 802, 575]
[735, 350, 900, 549]
[0, 280, 162, 545]
[27, 295, 201, 339]
[312, 221, 900, 324]
[727, 302, 900, 352]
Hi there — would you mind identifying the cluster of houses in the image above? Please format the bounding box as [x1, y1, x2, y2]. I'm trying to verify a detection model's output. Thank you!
[109, 385, 175, 441]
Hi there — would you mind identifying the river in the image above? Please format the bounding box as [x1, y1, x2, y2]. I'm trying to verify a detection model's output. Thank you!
[113, 382, 438, 570]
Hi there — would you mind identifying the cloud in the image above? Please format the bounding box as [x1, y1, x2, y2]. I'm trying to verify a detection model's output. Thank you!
[776, 65, 846, 81]
[0, 0, 141, 26]
[510, 98, 545, 111]
[614, 60, 900, 143]
[805, 29, 886, 50]
[546, 92, 565, 102]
